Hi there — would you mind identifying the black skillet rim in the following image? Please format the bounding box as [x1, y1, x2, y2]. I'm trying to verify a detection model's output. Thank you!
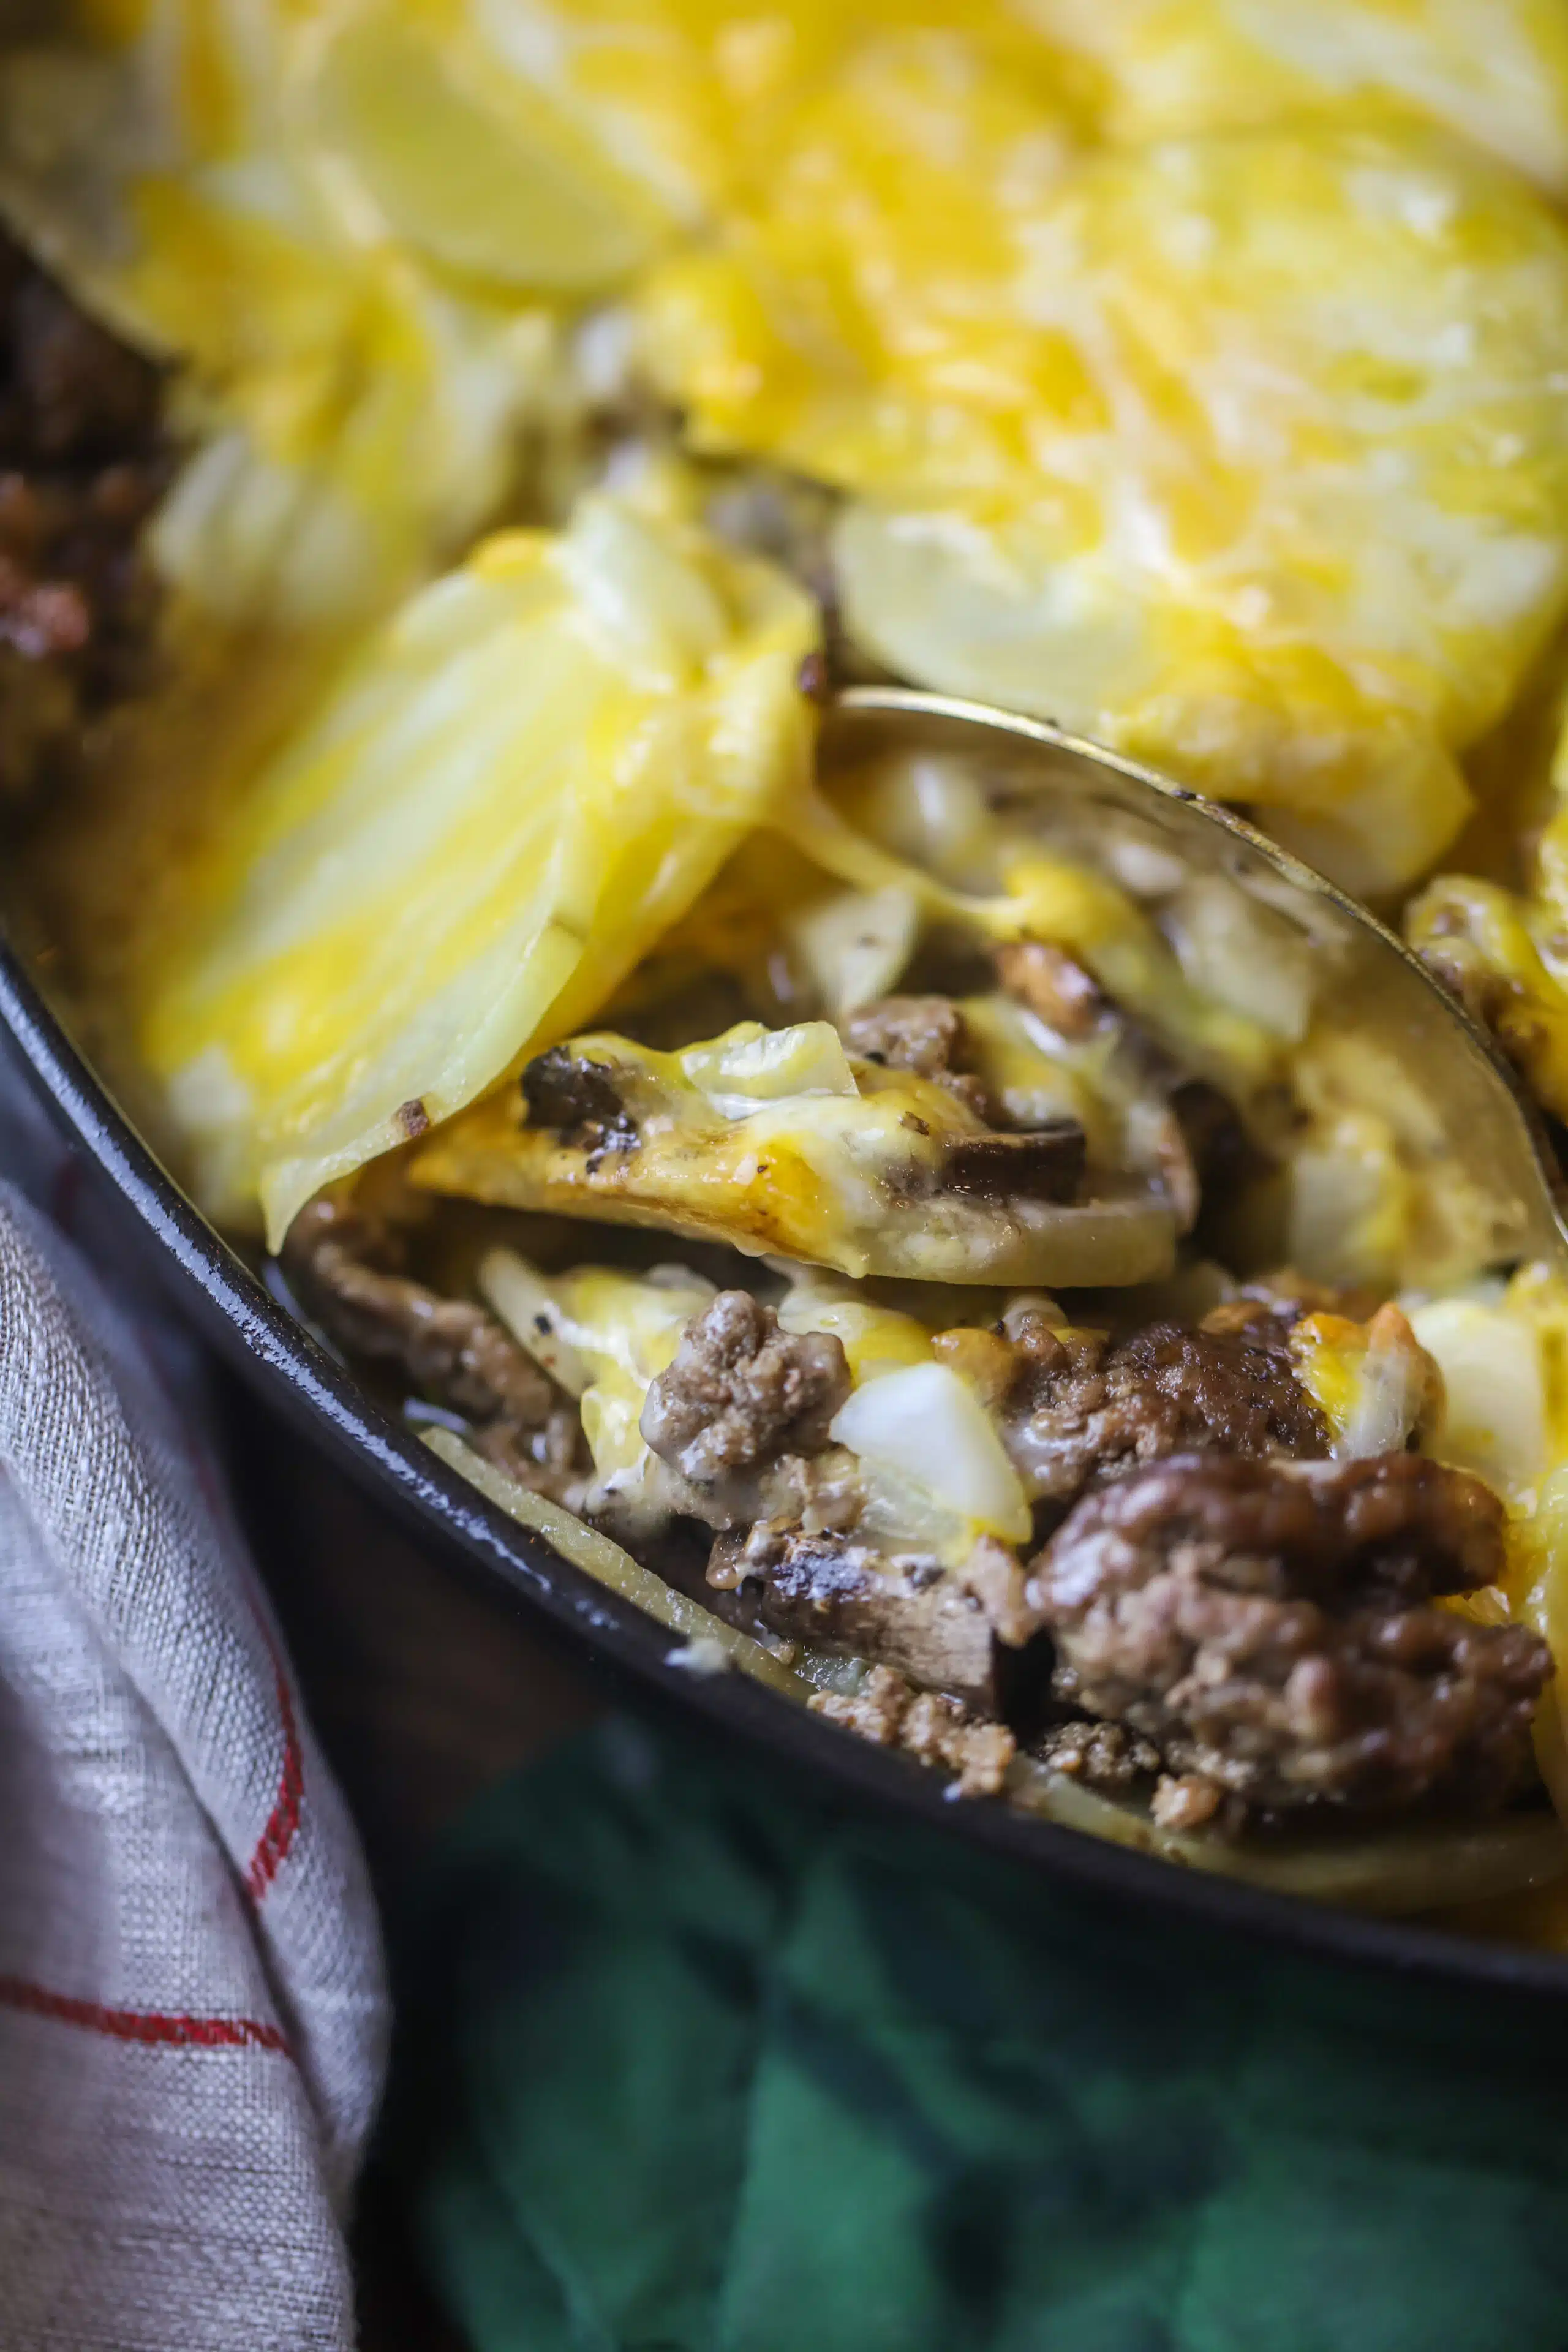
[4, 933, 1567, 2001]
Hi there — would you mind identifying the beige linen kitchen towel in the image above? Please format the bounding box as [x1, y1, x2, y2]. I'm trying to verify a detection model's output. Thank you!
[0, 1059, 388, 2351]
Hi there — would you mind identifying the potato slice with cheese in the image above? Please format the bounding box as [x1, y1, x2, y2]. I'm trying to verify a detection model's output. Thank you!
[135, 493, 819, 1245]
[411, 1019, 1177, 1285]
[1288, 1303, 1442, 1460]
[1018, 0, 1568, 198]
[478, 1246, 1036, 1559]
[643, 69, 1568, 892]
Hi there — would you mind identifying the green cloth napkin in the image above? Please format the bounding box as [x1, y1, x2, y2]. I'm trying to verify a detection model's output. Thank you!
[386, 1711, 1568, 2352]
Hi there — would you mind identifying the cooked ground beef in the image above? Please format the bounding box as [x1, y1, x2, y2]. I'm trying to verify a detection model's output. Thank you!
[1002, 1305, 1329, 1504]
[640, 1291, 851, 1525]
[810, 1665, 1017, 1798]
[1026, 1452, 1550, 1813]
[842, 993, 993, 1118]
[282, 1194, 584, 1496]
[1150, 1773, 1229, 1831]
[708, 1522, 1034, 1709]
[0, 232, 168, 801]
[993, 944, 1259, 1229]
[1034, 1717, 1163, 1792]
[843, 993, 1090, 1197]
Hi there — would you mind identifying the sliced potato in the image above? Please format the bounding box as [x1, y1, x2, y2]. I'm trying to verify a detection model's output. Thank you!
[311, 4, 671, 293]
[425, 1427, 807, 1696]
[1009, 1758, 1567, 1914]
[412, 1020, 1178, 1286]
[1020, 0, 1568, 198]
[644, 86, 1568, 892]
[135, 494, 819, 1245]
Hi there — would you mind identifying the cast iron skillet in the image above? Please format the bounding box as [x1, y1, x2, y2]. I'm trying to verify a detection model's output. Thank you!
[4, 928, 1566, 2000]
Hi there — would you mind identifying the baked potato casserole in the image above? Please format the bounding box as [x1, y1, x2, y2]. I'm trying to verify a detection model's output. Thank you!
[9, 0, 1568, 1934]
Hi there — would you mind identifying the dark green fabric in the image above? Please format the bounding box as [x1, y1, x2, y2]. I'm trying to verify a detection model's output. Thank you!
[388, 1713, 1568, 2352]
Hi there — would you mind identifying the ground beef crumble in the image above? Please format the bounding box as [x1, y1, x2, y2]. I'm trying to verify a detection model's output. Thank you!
[810, 1665, 1017, 1798]
[993, 940, 1105, 1039]
[1150, 1772, 1229, 1832]
[1027, 1451, 1550, 1814]
[993, 946, 1259, 1230]
[1034, 1717, 1163, 1792]
[1040, 1714, 1235, 1839]
[640, 1290, 851, 1523]
[0, 232, 168, 801]
[841, 994, 993, 1119]
[1001, 1301, 1329, 1505]
[841, 993, 1088, 1200]
[282, 1194, 584, 1497]
[708, 1522, 1028, 1711]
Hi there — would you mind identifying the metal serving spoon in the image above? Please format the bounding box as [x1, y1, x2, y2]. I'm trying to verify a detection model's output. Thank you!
[824, 686, 1568, 1285]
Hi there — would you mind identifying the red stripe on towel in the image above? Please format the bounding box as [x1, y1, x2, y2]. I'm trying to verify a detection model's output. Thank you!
[244, 1608, 305, 1899]
[0, 1975, 292, 2055]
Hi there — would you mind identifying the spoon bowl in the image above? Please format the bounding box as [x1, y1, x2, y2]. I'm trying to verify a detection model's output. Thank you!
[826, 685, 1568, 1287]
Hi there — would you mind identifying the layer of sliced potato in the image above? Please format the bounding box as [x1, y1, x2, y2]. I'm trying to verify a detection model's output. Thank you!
[643, 79, 1568, 892]
[135, 495, 820, 1245]
[412, 1020, 1178, 1286]
[1020, 0, 1568, 196]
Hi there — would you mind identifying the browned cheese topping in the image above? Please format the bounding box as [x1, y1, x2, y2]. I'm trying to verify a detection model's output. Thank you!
[1026, 1452, 1551, 1815]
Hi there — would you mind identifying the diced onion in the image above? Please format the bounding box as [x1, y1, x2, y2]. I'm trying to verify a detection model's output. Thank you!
[785, 884, 921, 1019]
[830, 1361, 1032, 1543]
[677, 1020, 859, 1115]
[1163, 875, 1314, 1045]
[479, 1248, 590, 1396]
[1409, 1298, 1549, 1505]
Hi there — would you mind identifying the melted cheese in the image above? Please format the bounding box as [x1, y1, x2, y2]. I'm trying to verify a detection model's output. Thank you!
[411, 1019, 1178, 1285]
[642, 83, 1568, 892]
[1406, 676, 1568, 1127]
[1020, 0, 1568, 197]
[134, 494, 819, 1244]
[1288, 1302, 1439, 1457]
[482, 1244, 1036, 1553]
[481, 1248, 715, 1521]
[1405, 1267, 1568, 1513]
[0, 1, 1065, 624]
[774, 763, 1287, 1091]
